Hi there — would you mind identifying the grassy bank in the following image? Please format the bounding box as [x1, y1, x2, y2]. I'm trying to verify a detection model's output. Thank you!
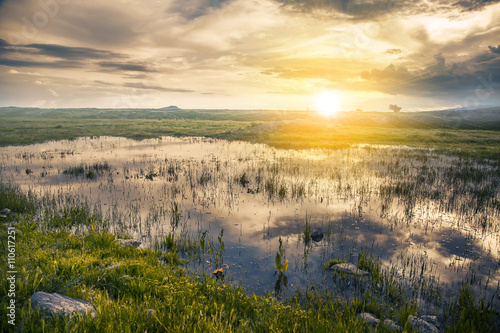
[1, 107, 499, 160]
[1, 185, 499, 332]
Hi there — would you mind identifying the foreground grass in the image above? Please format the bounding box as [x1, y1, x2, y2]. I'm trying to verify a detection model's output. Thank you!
[1, 185, 499, 332]
[0, 221, 367, 332]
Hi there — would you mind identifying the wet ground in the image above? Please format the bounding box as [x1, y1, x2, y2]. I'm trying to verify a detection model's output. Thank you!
[1, 136, 499, 303]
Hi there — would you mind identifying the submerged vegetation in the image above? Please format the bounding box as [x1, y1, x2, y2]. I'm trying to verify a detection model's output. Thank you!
[2, 185, 499, 331]
[62, 162, 111, 179]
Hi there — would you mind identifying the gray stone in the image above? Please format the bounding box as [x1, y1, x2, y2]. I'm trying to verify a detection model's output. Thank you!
[408, 315, 439, 333]
[1, 208, 14, 216]
[384, 319, 402, 331]
[311, 228, 324, 242]
[116, 239, 142, 248]
[30, 292, 97, 318]
[358, 312, 380, 325]
[105, 262, 121, 270]
[330, 263, 369, 276]
[420, 315, 440, 329]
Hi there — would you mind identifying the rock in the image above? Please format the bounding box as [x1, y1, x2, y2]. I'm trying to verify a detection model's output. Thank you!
[116, 239, 142, 248]
[30, 292, 97, 318]
[311, 228, 324, 242]
[105, 262, 120, 270]
[0, 208, 14, 216]
[359, 312, 380, 325]
[1, 208, 16, 221]
[384, 319, 402, 331]
[330, 263, 369, 276]
[408, 315, 439, 333]
[420, 315, 440, 329]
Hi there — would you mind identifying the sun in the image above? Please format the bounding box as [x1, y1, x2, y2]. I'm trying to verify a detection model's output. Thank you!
[314, 91, 342, 117]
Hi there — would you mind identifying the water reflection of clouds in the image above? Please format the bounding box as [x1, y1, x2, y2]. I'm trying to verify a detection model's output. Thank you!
[1, 135, 499, 299]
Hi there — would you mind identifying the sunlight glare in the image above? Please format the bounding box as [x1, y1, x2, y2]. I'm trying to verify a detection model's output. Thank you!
[314, 91, 342, 117]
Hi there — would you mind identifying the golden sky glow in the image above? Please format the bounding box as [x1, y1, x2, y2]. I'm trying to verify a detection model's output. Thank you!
[0, 0, 499, 110]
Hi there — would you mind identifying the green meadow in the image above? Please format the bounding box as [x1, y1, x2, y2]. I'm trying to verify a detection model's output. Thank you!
[1, 107, 499, 160]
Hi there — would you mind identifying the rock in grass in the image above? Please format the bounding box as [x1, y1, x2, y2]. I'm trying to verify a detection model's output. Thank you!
[358, 312, 380, 325]
[330, 263, 369, 276]
[384, 319, 402, 331]
[1, 208, 15, 220]
[311, 228, 324, 242]
[116, 239, 142, 248]
[408, 315, 439, 333]
[105, 262, 121, 270]
[1, 208, 14, 216]
[30, 292, 97, 318]
[359, 313, 402, 331]
[420, 315, 440, 329]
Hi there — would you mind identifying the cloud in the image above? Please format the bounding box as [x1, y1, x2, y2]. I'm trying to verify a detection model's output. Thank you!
[99, 62, 152, 73]
[123, 82, 195, 93]
[277, 0, 500, 19]
[25, 43, 123, 60]
[0, 59, 81, 68]
[489, 45, 500, 54]
[0, 38, 123, 60]
[385, 48, 403, 54]
[454, 0, 500, 11]
[358, 50, 500, 97]
[0, 39, 139, 72]
[167, 0, 229, 20]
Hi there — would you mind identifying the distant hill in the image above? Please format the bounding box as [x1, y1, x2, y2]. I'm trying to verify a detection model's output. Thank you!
[161, 106, 180, 110]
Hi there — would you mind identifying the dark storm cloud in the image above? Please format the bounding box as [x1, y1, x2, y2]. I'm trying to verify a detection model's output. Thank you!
[278, 0, 399, 18]
[167, 0, 228, 20]
[489, 45, 500, 54]
[0, 39, 133, 71]
[25, 43, 123, 60]
[277, 0, 500, 19]
[359, 50, 500, 96]
[99, 62, 153, 72]
[0, 59, 81, 68]
[0, 39, 123, 60]
[454, 0, 500, 11]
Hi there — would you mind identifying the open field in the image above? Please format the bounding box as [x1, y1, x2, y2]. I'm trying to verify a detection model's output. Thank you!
[1, 107, 500, 160]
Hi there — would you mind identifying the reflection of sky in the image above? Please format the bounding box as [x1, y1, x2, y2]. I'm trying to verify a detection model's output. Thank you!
[1, 136, 499, 299]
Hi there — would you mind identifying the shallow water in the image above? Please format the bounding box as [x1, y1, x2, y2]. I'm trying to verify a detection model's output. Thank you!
[1, 136, 499, 305]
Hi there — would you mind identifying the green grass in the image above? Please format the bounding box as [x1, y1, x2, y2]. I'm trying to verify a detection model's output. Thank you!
[1, 107, 499, 160]
[1, 215, 367, 332]
[231, 122, 500, 160]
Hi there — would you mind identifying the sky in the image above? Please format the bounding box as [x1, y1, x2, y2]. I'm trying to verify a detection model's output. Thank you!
[1, 0, 500, 111]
